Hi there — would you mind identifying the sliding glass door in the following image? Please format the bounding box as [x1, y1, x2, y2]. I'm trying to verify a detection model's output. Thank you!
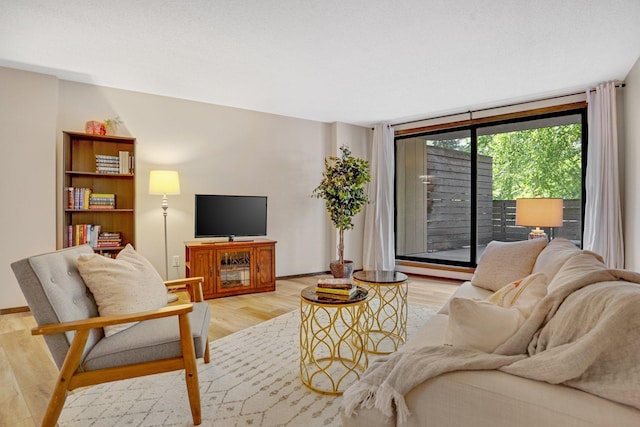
[395, 109, 586, 267]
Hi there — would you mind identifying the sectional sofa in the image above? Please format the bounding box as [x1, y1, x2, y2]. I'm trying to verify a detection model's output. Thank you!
[342, 238, 640, 427]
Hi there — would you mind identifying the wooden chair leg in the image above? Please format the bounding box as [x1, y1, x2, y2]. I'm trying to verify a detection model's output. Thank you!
[42, 329, 90, 427]
[179, 314, 202, 425]
[204, 339, 210, 364]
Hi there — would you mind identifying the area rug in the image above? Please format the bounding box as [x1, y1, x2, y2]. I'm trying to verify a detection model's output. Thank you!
[58, 304, 438, 426]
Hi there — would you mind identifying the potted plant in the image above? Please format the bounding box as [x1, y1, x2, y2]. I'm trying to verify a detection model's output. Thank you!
[313, 145, 371, 278]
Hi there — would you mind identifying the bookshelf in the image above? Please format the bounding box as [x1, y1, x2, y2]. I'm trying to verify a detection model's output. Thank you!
[62, 131, 136, 255]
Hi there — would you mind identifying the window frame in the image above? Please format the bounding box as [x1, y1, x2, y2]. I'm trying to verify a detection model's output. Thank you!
[394, 104, 588, 268]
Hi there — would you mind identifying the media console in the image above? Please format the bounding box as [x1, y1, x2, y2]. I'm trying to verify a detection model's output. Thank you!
[184, 238, 276, 299]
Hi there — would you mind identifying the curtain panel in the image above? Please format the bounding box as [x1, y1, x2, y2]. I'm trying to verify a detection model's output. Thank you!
[584, 82, 624, 268]
[363, 124, 395, 270]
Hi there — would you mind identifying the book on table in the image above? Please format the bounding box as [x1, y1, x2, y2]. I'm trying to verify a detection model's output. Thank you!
[315, 278, 357, 297]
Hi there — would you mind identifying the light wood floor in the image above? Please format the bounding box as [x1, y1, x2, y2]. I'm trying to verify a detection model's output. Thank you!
[0, 273, 461, 426]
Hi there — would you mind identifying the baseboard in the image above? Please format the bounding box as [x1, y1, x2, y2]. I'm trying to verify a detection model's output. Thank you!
[0, 306, 30, 315]
[276, 271, 330, 280]
[396, 261, 474, 281]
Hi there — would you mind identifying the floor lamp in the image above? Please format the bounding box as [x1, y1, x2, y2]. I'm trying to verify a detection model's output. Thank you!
[149, 170, 181, 279]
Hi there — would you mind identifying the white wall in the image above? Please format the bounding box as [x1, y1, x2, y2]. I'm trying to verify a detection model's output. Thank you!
[0, 67, 57, 309]
[624, 56, 640, 271]
[1, 67, 371, 309]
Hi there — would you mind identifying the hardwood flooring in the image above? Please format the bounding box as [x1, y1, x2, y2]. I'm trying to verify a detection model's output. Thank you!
[0, 273, 461, 426]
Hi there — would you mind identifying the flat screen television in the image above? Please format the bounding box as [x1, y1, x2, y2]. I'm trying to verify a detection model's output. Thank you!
[195, 194, 267, 239]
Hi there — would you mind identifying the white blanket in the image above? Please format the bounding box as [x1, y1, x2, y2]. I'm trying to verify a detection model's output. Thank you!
[342, 253, 640, 424]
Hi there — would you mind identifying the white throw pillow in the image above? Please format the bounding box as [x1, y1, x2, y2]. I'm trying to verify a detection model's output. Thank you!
[77, 244, 168, 337]
[471, 239, 547, 292]
[445, 298, 524, 353]
[532, 238, 582, 282]
[486, 273, 548, 318]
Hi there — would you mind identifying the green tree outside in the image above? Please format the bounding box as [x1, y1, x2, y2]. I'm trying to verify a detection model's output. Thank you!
[478, 124, 582, 200]
[424, 124, 582, 200]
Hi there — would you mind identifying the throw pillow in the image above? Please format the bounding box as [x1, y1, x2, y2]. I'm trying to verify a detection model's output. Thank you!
[486, 272, 548, 318]
[471, 238, 547, 292]
[532, 238, 582, 282]
[444, 298, 524, 353]
[77, 244, 168, 337]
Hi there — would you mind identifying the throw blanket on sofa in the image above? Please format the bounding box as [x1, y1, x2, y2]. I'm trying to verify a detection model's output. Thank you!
[342, 253, 640, 424]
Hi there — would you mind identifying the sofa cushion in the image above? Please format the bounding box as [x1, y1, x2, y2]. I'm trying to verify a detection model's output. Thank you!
[471, 239, 547, 292]
[486, 272, 548, 317]
[532, 238, 582, 282]
[77, 244, 168, 337]
[444, 273, 547, 353]
[445, 298, 523, 353]
[82, 301, 211, 371]
[438, 281, 492, 315]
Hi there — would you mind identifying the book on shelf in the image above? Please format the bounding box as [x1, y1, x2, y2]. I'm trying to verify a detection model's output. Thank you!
[89, 193, 116, 209]
[67, 188, 117, 210]
[97, 231, 122, 248]
[95, 152, 133, 174]
[67, 224, 100, 248]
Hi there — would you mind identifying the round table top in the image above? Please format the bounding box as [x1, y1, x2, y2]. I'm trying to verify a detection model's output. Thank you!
[353, 270, 408, 284]
[301, 285, 369, 305]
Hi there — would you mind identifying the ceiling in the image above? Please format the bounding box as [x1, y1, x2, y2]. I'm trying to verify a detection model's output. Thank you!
[2, 1, 639, 127]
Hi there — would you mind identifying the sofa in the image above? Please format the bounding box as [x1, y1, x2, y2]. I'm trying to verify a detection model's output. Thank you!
[341, 238, 640, 427]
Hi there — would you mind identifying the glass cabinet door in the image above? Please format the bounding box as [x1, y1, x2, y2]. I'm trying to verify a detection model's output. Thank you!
[218, 249, 252, 290]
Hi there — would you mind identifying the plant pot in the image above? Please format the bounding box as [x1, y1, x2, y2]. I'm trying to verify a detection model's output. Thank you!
[330, 260, 354, 278]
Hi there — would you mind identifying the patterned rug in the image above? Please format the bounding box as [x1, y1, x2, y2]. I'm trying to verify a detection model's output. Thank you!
[58, 304, 438, 426]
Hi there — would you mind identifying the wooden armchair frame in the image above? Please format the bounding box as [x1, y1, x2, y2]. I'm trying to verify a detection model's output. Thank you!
[33, 277, 210, 427]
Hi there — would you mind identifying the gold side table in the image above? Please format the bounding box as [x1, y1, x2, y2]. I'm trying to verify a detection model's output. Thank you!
[299, 285, 369, 394]
[354, 270, 408, 354]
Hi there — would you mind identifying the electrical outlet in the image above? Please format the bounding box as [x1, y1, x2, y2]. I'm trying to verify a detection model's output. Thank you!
[172, 255, 180, 267]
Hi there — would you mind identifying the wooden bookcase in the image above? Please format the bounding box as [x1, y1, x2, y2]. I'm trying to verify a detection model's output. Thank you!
[61, 131, 136, 254]
[184, 239, 276, 299]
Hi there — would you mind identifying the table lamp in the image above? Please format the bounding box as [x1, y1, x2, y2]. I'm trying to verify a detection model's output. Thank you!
[515, 198, 563, 240]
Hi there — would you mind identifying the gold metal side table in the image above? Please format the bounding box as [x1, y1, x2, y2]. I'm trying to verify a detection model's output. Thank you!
[299, 285, 369, 394]
[353, 270, 408, 354]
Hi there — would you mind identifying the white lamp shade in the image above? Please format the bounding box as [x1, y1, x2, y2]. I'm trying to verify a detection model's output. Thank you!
[149, 170, 181, 195]
[515, 198, 563, 227]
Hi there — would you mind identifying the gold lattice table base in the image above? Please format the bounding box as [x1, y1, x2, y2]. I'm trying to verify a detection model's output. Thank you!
[299, 286, 369, 394]
[354, 270, 408, 355]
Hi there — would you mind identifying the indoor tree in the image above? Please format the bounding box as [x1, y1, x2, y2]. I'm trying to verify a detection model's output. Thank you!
[313, 145, 370, 277]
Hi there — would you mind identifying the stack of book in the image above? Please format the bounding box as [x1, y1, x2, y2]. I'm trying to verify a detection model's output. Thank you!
[315, 278, 358, 301]
[97, 231, 122, 248]
[89, 193, 116, 209]
[95, 151, 133, 174]
[95, 154, 120, 174]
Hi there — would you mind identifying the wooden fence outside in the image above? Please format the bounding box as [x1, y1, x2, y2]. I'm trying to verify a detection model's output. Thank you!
[491, 199, 582, 242]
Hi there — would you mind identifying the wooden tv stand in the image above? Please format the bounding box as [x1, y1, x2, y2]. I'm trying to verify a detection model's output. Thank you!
[184, 238, 276, 299]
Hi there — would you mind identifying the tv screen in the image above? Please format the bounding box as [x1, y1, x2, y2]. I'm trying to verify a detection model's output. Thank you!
[195, 194, 267, 239]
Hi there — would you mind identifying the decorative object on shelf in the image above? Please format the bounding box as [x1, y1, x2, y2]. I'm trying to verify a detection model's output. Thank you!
[516, 198, 564, 240]
[103, 116, 123, 135]
[149, 170, 181, 279]
[85, 120, 106, 135]
[312, 145, 370, 278]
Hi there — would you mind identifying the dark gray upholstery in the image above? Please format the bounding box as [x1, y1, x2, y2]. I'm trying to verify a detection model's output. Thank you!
[11, 245, 211, 372]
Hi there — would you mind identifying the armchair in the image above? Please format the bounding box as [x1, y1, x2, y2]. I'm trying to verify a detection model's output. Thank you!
[11, 245, 211, 427]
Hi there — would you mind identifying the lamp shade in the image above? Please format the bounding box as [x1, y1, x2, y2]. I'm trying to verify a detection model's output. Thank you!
[149, 170, 181, 195]
[515, 198, 563, 227]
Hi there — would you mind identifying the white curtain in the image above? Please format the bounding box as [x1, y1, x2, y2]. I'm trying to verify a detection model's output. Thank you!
[363, 123, 395, 270]
[583, 82, 624, 268]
